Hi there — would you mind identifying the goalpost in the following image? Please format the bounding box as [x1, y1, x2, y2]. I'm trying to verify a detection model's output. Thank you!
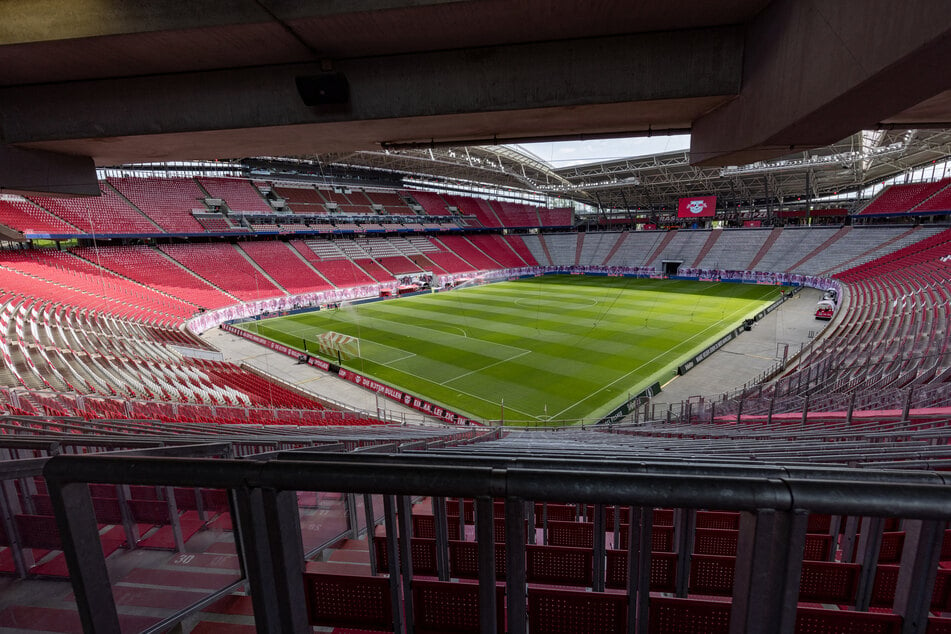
[308, 331, 361, 364]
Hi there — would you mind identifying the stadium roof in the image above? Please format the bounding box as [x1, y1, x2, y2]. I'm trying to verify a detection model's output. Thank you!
[303, 128, 951, 211]
[2, 1, 951, 197]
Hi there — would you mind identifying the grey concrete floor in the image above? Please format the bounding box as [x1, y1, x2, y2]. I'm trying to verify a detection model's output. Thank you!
[651, 286, 828, 408]
[201, 326, 430, 423]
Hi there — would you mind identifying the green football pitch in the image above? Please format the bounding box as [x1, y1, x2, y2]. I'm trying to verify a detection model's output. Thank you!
[238, 276, 783, 424]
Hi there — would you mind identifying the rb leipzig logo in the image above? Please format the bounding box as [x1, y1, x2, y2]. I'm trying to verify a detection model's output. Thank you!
[686, 199, 708, 214]
[677, 195, 716, 218]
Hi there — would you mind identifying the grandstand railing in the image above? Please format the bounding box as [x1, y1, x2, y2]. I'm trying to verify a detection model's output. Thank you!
[0, 421, 489, 631]
[42, 452, 951, 633]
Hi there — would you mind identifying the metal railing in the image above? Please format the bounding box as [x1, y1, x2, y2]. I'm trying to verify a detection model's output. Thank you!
[41, 451, 951, 634]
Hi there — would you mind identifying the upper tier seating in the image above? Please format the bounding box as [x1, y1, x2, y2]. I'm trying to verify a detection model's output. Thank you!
[197, 177, 273, 213]
[494, 201, 540, 227]
[159, 244, 285, 302]
[858, 179, 951, 215]
[274, 183, 325, 206]
[283, 192, 331, 214]
[444, 194, 501, 228]
[110, 177, 207, 233]
[30, 185, 159, 234]
[318, 188, 351, 205]
[912, 181, 951, 213]
[1, 178, 574, 239]
[0, 197, 81, 235]
[364, 190, 415, 214]
[194, 214, 247, 233]
[405, 190, 451, 215]
[538, 205, 574, 227]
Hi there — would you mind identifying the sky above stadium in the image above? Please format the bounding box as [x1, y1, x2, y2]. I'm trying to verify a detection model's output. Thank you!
[513, 134, 691, 168]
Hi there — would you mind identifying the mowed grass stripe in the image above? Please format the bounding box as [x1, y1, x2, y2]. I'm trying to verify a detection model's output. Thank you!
[241, 276, 782, 424]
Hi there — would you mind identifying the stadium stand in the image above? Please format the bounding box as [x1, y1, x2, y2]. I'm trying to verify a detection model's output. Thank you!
[110, 177, 208, 233]
[366, 189, 417, 215]
[800, 226, 943, 275]
[493, 201, 540, 227]
[750, 226, 839, 273]
[273, 183, 323, 205]
[695, 228, 771, 270]
[445, 194, 502, 228]
[409, 238, 477, 274]
[236, 241, 333, 294]
[467, 234, 529, 268]
[436, 235, 504, 270]
[196, 177, 273, 214]
[604, 231, 668, 268]
[716, 228, 951, 418]
[912, 181, 951, 214]
[646, 230, 708, 268]
[3, 175, 951, 634]
[193, 213, 247, 233]
[0, 250, 194, 321]
[858, 179, 951, 215]
[504, 234, 539, 266]
[407, 190, 451, 216]
[316, 187, 350, 206]
[290, 240, 374, 284]
[539, 205, 574, 227]
[159, 243, 285, 302]
[72, 245, 236, 311]
[817, 226, 946, 275]
[0, 197, 82, 235]
[30, 184, 160, 235]
[535, 233, 579, 265]
[309, 258, 379, 288]
[376, 255, 424, 275]
[0, 254, 189, 326]
[354, 258, 397, 282]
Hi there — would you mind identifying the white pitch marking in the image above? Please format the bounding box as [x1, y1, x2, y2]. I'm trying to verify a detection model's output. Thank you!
[547, 300, 769, 420]
[439, 350, 532, 386]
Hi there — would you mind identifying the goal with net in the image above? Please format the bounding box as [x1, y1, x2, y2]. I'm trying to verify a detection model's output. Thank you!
[309, 331, 361, 363]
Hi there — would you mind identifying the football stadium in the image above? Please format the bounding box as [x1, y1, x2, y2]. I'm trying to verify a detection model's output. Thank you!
[0, 2, 950, 632]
